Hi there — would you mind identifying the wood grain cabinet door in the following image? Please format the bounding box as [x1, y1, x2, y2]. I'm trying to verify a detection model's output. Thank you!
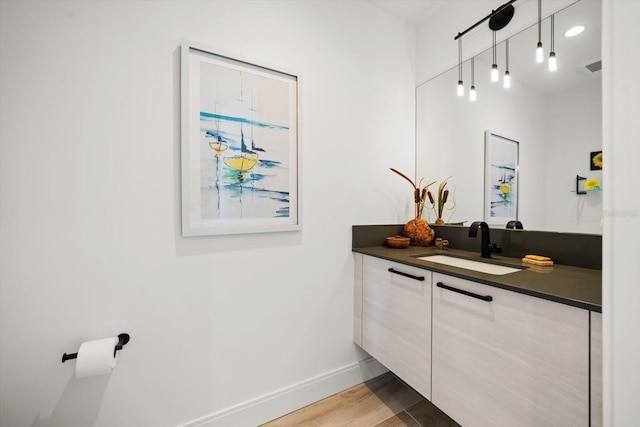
[362, 255, 432, 399]
[432, 272, 589, 427]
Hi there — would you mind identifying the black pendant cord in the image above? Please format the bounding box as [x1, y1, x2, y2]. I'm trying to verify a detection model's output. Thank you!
[493, 31, 497, 65]
[550, 14, 555, 52]
[454, 0, 517, 40]
[458, 37, 463, 82]
[538, 0, 542, 44]
[471, 57, 475, 86]
[506, 39, 510, 70]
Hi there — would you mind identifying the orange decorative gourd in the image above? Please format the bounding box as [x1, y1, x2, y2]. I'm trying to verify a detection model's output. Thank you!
[404, 218, 435, 246]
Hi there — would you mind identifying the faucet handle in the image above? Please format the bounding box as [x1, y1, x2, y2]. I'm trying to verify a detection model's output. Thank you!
[468, 221, 480, 237]
[468, 221, 488, 237]
[506, 220, 523, 230]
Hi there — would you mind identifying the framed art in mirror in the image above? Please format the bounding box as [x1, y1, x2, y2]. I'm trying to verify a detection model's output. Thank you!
[181, 42, 300, 236]
[484, 131, 518, 227]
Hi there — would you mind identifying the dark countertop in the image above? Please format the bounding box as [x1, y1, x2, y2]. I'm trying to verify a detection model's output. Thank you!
[353, 245, 602, 312]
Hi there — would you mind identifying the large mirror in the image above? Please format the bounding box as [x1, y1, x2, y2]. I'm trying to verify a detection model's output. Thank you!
[416, 0, 601, 234]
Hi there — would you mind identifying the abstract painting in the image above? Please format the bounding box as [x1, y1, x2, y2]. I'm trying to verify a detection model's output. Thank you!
[181, 43, 299, 236]
[484, 131, 519, 226]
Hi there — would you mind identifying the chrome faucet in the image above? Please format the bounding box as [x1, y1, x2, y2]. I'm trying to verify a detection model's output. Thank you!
[468, 221, 502, 258]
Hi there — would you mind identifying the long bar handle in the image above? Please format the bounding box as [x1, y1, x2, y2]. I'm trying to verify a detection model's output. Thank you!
[388, 268, 425, 281]
[436, 282, 493, 302]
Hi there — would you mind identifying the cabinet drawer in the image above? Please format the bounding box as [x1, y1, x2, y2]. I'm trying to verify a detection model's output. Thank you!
[432, 273, 589, 427]
[362, 256, 431, 398]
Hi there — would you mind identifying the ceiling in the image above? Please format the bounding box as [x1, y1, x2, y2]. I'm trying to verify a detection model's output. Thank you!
[367, 0, 447, 26]
[368, 0, 450, 25]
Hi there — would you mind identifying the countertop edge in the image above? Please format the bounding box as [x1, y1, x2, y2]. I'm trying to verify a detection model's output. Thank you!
[353, 246, 602, 313]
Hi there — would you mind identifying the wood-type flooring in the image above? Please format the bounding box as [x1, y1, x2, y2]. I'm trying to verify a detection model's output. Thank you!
[261, 372, 460, 427]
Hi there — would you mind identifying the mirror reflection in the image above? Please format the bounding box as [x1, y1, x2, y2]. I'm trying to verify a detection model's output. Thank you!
[416, 0, 601, 234]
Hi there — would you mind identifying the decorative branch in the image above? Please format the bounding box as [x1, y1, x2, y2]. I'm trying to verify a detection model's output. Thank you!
[432, 176, 454, 223]
[390, 168, 436, 220]
[390, 168, 416, 189]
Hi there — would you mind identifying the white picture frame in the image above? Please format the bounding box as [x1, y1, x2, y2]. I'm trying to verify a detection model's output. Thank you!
[484, 130, 519, 227]
[181, 42, 300, 236]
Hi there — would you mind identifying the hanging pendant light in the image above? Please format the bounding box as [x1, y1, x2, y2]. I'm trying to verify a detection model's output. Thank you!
[470, 57, 477, 101]
[549, 14, 557, 71]
[504, 39, 511, 88]
[457, 36, 464, 96]
[453, 1, 522, 100]
[491, 31, 499, 82]
[536, 0, 544, 63]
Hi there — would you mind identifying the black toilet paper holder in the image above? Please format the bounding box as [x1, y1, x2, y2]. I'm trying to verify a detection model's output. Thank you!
[61, 333, 130, 363]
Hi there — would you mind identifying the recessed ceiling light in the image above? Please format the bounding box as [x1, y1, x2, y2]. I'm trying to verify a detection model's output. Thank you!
[565, 26, 585, 37]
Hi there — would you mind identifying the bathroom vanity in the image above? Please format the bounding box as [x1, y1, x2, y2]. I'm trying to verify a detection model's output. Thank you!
[353, 231, 602, 427]
[368, 0, 605, 422]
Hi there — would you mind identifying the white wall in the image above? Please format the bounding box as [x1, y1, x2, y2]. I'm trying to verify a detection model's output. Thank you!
[602, 1, 640, 426]
[544, 79, 602, 234]
[0, 1, 416, 426]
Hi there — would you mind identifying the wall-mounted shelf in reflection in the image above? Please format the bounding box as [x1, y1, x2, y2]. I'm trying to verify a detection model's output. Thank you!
[574, 175, 602, 195]
[571, 188, 601, 194]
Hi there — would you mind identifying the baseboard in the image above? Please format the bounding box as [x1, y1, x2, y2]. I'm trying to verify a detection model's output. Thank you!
[179, 357, 388, 427]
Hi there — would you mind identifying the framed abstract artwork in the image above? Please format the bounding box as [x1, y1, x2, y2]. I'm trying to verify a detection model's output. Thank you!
[181, 42, 300, 236]
[484, 131, 519, 226]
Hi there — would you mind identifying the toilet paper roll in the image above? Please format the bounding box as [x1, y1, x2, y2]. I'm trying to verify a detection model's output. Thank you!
[75, 336, 119, 379]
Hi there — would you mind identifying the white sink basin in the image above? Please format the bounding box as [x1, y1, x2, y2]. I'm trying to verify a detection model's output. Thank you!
[417, 255, 523, 275]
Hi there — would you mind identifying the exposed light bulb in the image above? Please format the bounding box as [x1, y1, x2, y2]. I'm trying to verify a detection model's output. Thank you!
[503, 39, 511, 89]
[536, 42, 544, 63]
[491, 64, 499, 82]
[470, 85, 477, 101]
[549, 15, 557, 72]
[457, 36, 464, 98]
[536, 0, 543, 64]
[503, 71, 511, 88]
[549, 52, 557, 71]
